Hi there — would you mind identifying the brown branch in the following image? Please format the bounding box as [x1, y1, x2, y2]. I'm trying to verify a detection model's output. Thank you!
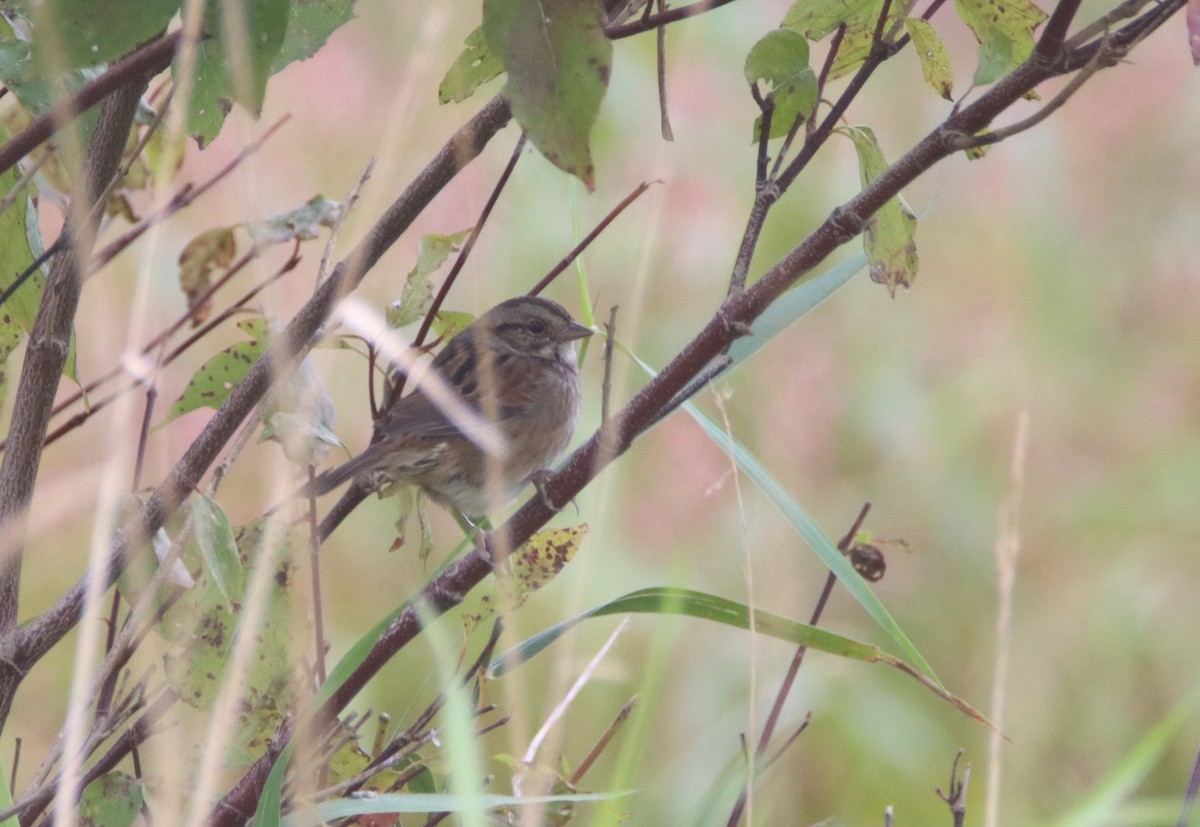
[1036, 0, 1085, 59]
[605, 0, 742, 39]
[37, 245, 298, 450]
[526, 180, 655, 297]
[0, 31, 180, 178]
[3, 95, 515, 737]
[209, 18, 1155, 821]
[0, 77, 148, 729]
[112, 2, 1180, 816]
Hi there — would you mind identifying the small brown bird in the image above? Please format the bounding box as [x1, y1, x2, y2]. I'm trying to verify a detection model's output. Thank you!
[308, 296, 591, 517]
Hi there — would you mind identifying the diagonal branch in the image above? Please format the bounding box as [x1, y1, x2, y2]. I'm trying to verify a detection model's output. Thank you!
[0, 79, 149, 645]
[1, 94, 515, 735]
[207, 3, 1191, 819]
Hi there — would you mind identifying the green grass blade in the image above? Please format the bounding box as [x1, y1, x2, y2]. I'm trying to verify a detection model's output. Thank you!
[685, 403, 941, 685]
[280, 791, 629, 827]
[1045, 686, 1200, 827]
[725, 252, 866, 370]
[489, 587, 983, 722]
[489, 587, 881, 675]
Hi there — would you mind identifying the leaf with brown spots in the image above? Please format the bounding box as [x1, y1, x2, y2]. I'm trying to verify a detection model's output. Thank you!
[159, 317, 270, 427]
[158, 519, 303, 764]
[483, 0, 611, 189]
[955, 0, 1047, 84]
[485, 523, 587, 615]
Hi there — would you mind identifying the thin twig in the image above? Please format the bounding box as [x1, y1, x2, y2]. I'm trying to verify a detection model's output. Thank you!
[801, 24, 848, 145]
[526, 179, 655, 297]
[318, 156, 377, 287]
[601, 305, 619, 428]
[37, 245, 299, 449]
[308, 465, 327, 686]
[93, 114, 291, 269]
[569, 697, 636, 786]
[605, 0, 741, 38]
[655, 0, 674, 141]
[726, 505, 872, 826]
[387, 132, 528, 410]
[958, 39, 1123, 149]
[937, 749, 970, 827]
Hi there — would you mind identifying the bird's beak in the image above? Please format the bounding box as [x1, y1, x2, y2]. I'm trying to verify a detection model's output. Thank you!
[564, 321, 593, 341]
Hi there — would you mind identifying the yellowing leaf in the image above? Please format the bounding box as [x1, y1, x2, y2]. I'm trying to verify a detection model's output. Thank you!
[781, 0, 900, 80]
[483, 524, 588, 616]
[906, 19, 954, 100]
[178, 227, 237, 325]
[955, 0, 1047, 84]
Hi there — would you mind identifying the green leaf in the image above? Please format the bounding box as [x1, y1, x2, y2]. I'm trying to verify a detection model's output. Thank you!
[270, 0, 354, 73]
[191, 494, 242, 610]
[1047, 687, 1200, 827]
[840, 126, 918, 294]
[781, 0, 898, 80]
[491, 588, 879, 673]
[161, 317, 270, 426]
[617, 342, 938, 685]
[161, 521, 300, 763]
[431, 309, 474, 340]
[0, 755, 17, 827]
[79, 771, 144, 827]
[744, 29, 818, 140]
[955, 0, 1047, 83]
[174, 0, 290, 147]
[0, 14, 100, 150]
[280, 792, 627, 827]
[245, 194, 345, 244]
[439, 25, 505, 104]
[905, 18, 954, 100]
[973, 30, 1012, 86]
[483, 0, 612, 189]
[386, 229, 471, 328]
[491, 588, 983, 720]
[32, 0, 181, 69]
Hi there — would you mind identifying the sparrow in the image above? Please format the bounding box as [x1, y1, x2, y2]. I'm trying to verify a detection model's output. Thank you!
[308, 296, 591, 518]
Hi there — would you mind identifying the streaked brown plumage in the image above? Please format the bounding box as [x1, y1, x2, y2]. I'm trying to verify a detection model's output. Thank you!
[309, 296, 591, 517]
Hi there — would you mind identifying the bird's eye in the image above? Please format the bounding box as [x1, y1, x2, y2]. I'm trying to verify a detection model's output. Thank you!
[527, 319, 548, 336]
